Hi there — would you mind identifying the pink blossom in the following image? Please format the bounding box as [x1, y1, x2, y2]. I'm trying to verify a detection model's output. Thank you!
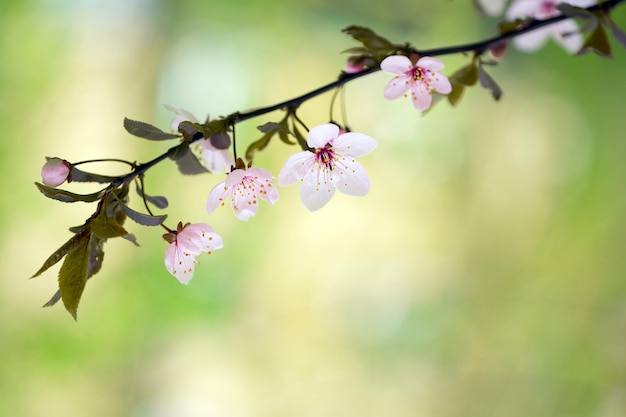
[164, 222, 223, 284]
[476, 0, 508, 16]
[278, 123, 376, 211]
[506, 0, 596, 53]
[41, 158, 71, 187]
[164, 104, 233, 173]
[381, 55, 452, 111]
[206, 167, 279, 221]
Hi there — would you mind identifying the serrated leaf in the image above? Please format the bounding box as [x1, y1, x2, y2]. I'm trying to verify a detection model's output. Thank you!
[169, 143, 209, 175]
[135, 184, 168, 209]
[119, 203, 167, 226]
[70, 167, 117, 184]
[578, 23, 612, 58]
[35, 182, 104, 203]
[31, 227, 91, 278]
[121, 233, 140, 246]
[58, 233, 91, 320]
[123, 118, 180, 141]
[91, 209, 128, 239]
[478, 66, 503, 101]
[609, 18, 626, 49]
[87, 235, 106, 278]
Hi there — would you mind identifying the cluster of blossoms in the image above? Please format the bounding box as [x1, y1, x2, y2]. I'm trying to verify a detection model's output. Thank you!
[479, 0, 597, 53]
[154, 54, 455, 283]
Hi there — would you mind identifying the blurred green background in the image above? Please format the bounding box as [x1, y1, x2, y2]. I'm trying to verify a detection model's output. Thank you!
[2, 0, 626, 416]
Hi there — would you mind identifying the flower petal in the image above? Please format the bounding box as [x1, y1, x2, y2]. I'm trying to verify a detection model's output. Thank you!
[278, 151, 315, 186]
[164, 104, 199, 131]
[410, 83, 433, 111]
[429, 72, 452, 94]
[165, 243, 197, 284]
[230, 183, 259, 221]
[380, 55, 412, 75]
[383, 76, 410, 100]
[307, 123, 339, 148]
[552, 20, 585, 53]
[206, 181, 231, 214]
[333, 132, 377, 158]
[505, 0, 538, 19]
[513, 27, 551, 52]
[300, 169, 336, 211]
[332, 158, 371, 197]
[416, 57, 445, 71]
[199, 141, 233, 173]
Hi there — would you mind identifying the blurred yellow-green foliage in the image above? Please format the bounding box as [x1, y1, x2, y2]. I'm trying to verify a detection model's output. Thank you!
[2, 0, 626, 416]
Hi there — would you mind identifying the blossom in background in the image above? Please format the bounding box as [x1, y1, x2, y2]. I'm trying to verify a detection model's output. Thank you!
[164, 104, 233, 173]
[506, 0, 597, 53]
[278, 123, 377, 211]
[381, 55, 452, 111]
[164, 222, 223, 284]
[206, 167, 279, 221]
[41, 158, 71, 187]
[476, 0, 509, 16]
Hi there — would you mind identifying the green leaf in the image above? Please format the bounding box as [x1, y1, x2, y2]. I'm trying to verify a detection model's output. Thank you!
[447, 82, 465, 106]
[246, 131, 274, 161]
[451, 63, 478, 86]
[35, 182, 104, 203]
[123, 118, 180, 141]
[169, 143, 209, 175]
[31, 227, 91, 278]
[119, 203, 167, 226]
[478, 65, 503, 101]
[91, 208, 129, 239]
[578, 23, 612, 58]
[58, 232, 91, 320]
[342, 25, 395, 52]
[291, 122, 309, 151]
[70, 167, 117, 184]
[43, 289, 61, 308]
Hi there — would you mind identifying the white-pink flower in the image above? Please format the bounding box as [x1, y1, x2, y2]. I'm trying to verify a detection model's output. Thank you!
[164, 104, 233, 173]
[41, 157, 71, 187]
[164, 222, 223, 284]
[506, 0, 596, 53]
[206, 167, 279, 221]
[278, 123, 377, 211]
[381, 55, 452, 111]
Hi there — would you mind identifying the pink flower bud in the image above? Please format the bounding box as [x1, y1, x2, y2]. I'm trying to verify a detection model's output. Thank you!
[345, 57, 366, 74]
[41, 158, 71, 187]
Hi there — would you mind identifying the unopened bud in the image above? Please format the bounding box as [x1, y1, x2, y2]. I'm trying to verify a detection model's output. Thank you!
[41, 158, 71, 187]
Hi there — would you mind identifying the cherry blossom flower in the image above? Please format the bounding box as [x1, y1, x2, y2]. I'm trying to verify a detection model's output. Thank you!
[164, 222, 223, 284]
[476, 0, 508, 16]
[506, 0, 596, 53]
[164, 104, 233, 173]
[206, 167, 279, 221]
[278, 123, 377, 211]
[381, 55, 452, 111]
[41, 158, 71, 187]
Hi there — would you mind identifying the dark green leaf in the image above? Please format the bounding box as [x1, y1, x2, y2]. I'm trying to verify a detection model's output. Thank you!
[123, 118, 180, 141]
[43, 289, 61, 307]
[70, 166, 117, 184]
[31, 227, 91, 278]
[342, 25, 396, 52]
[451, 63, 478, 86]
[91, 209, 129, 239]
[119, 203, 167, 226]
[578, 23, 612, 58]
[245, 132, 274, 161]
[87, 235, 106, 278]
[35, 182, 104, 203]
[447, 82, 465, 106]
[478, 66, 503, 101]
[135, 184, 168, 209]
[58, 233, 91, 320]
[291, 123, 309, 151]
[169, 143, 209, 175]
[556, 3, 595, 19]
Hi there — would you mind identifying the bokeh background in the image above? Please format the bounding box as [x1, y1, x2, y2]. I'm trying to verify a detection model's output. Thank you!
[2, 0, 626, 416]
